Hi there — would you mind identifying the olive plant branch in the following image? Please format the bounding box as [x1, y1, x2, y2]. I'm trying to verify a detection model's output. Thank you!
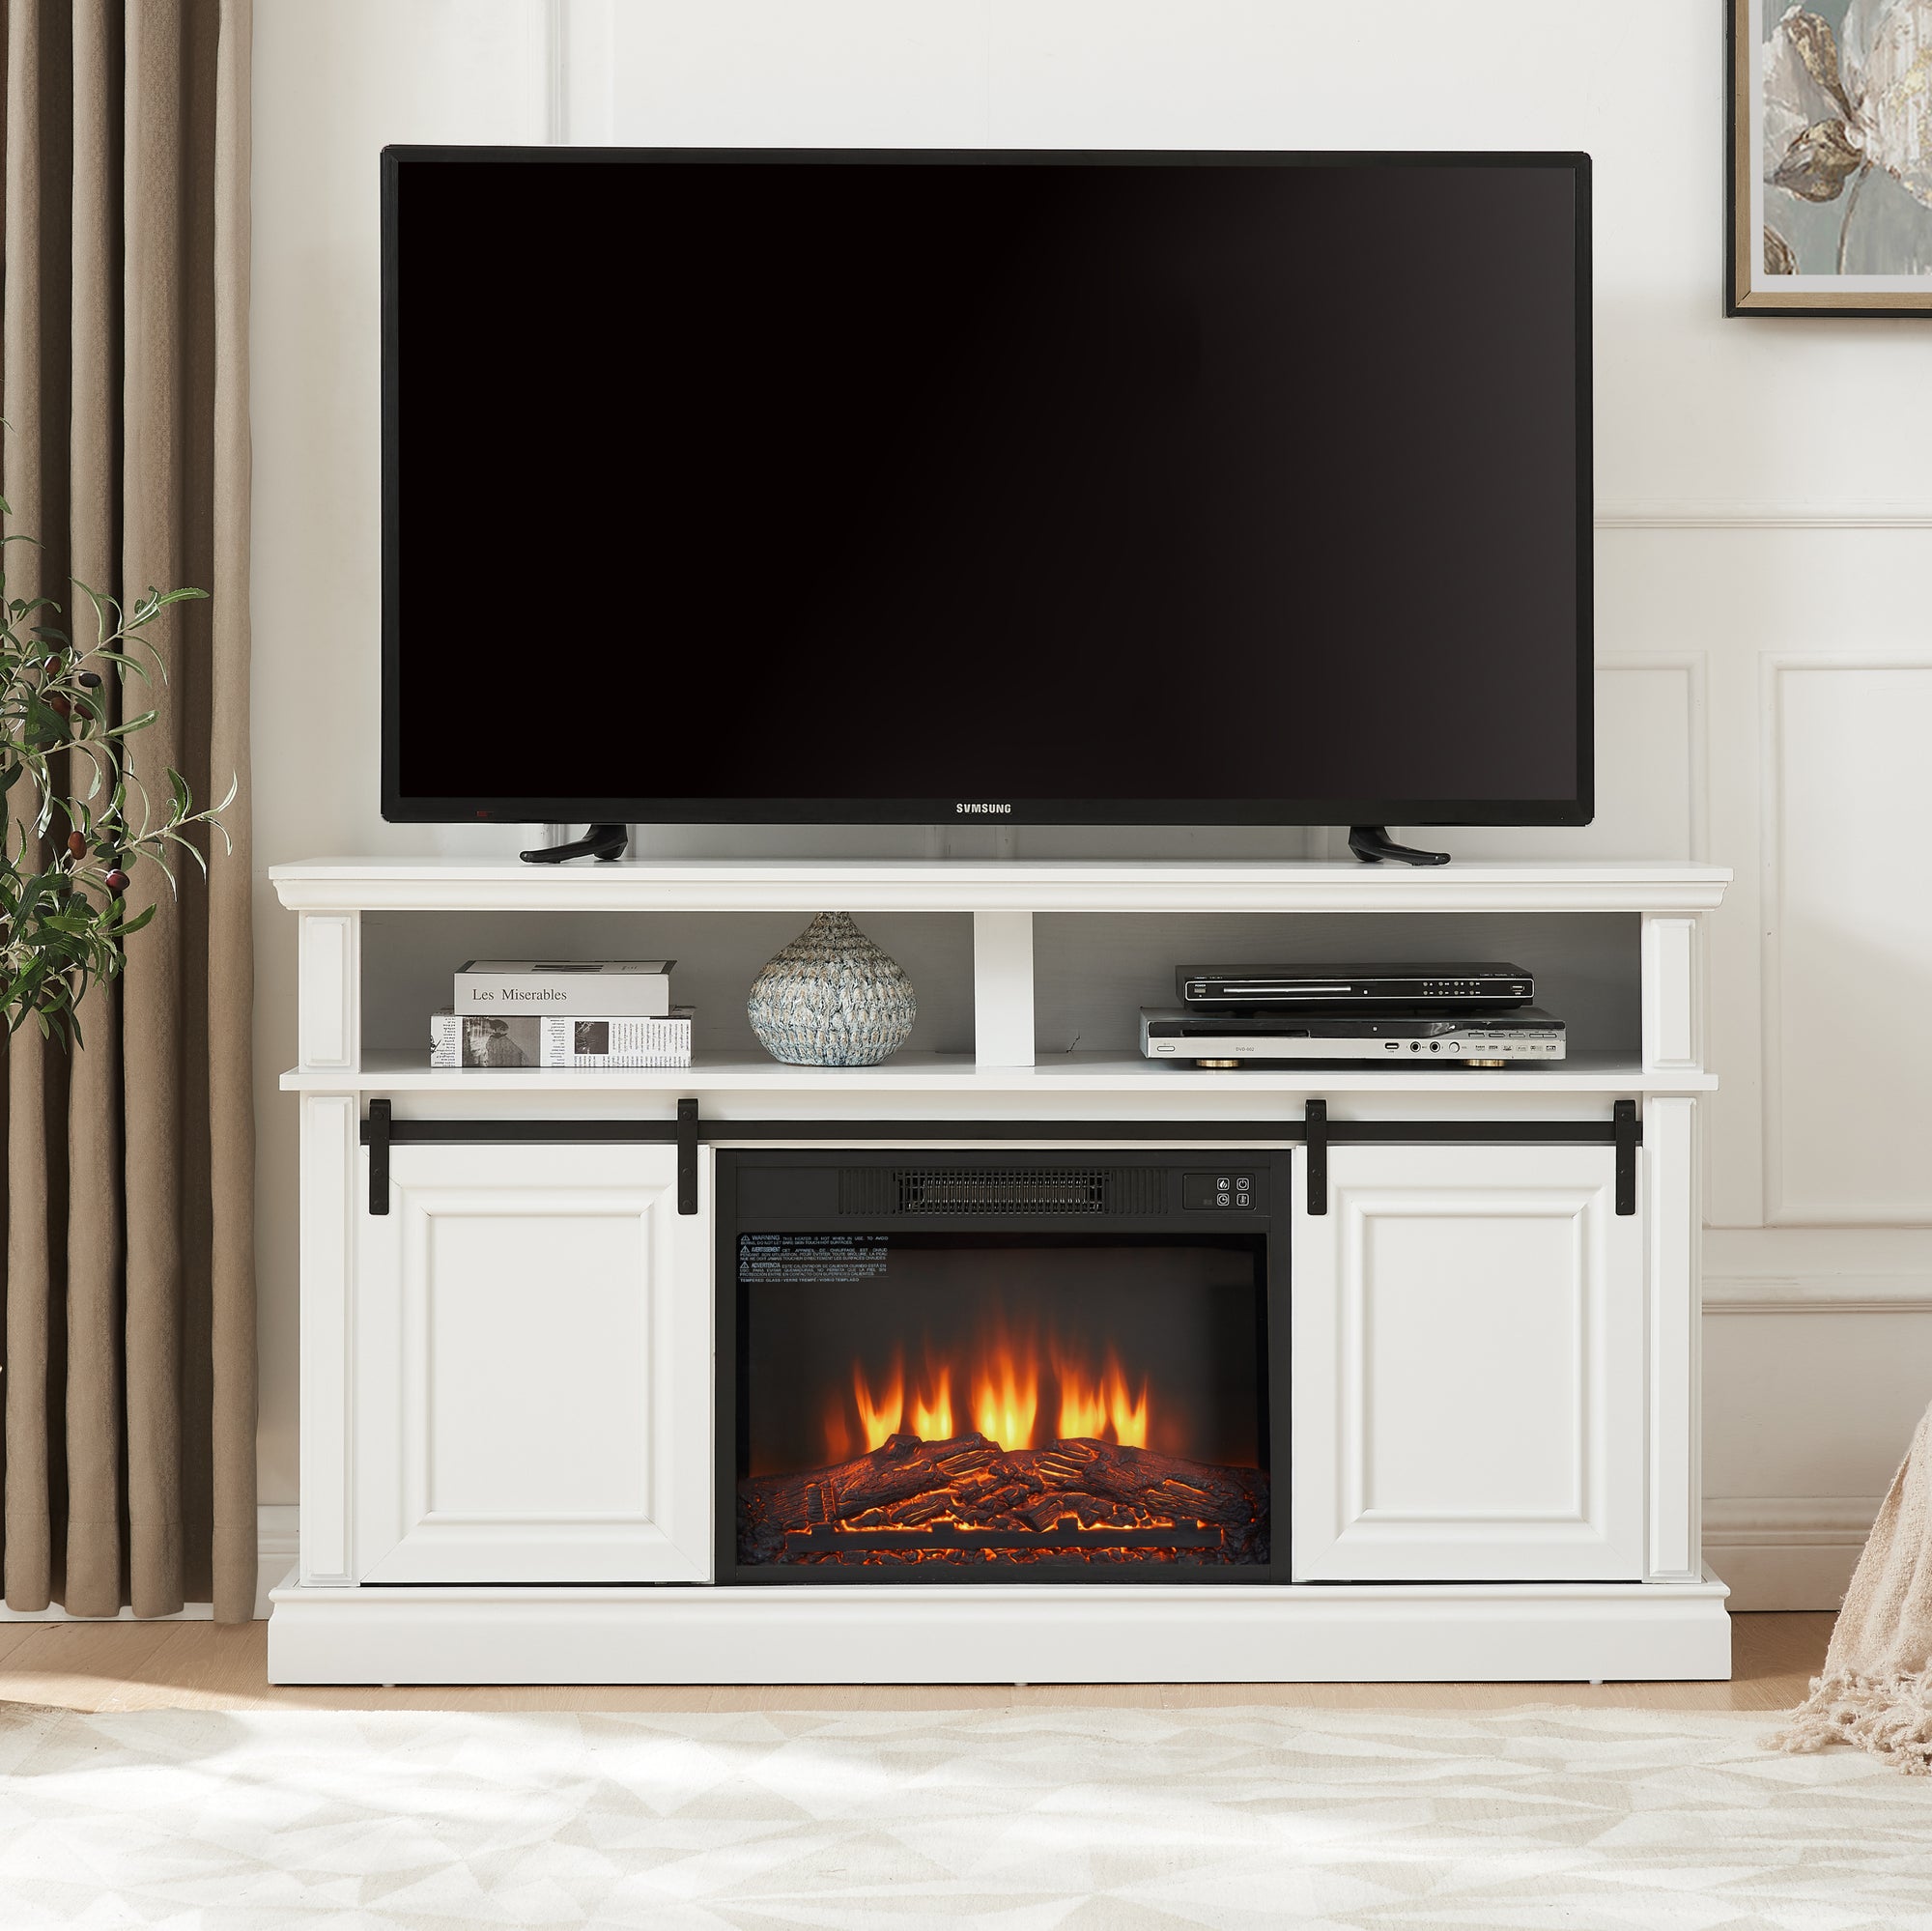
[0, 523, 230, 1044]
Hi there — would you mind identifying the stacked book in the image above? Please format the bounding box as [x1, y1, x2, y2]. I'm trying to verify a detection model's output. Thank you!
[430, 959, 692, 1069]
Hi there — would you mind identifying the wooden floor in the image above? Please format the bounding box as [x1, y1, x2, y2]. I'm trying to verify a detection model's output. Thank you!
[0, 1612, 1829, 1716]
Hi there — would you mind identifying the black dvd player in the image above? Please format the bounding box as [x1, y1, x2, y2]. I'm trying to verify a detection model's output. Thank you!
[1177, 961, 1534, 1010]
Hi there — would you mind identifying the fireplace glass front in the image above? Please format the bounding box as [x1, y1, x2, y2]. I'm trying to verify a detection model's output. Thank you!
[722, 1154, 1279, 1583]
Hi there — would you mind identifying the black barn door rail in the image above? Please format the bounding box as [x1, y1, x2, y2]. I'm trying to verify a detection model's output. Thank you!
[358, 1100, 1644, 1218]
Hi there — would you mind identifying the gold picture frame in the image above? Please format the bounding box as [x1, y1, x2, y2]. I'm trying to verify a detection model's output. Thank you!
[1729, 0, 1932, 315]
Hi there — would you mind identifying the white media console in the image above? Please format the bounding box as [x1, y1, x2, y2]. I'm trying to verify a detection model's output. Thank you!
[269, 857, 1732, 1685]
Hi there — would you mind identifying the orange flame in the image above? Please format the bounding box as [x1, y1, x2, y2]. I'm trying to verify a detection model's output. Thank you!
[972, 1349, 1038, 1451]
[1054, 1344, 1150, 1448]
[853, 1354, 904, 1453]
[832, 1317, 1159, 1458]
[850, 1352, 956, 1453]
[909, 1364, 953, 1442]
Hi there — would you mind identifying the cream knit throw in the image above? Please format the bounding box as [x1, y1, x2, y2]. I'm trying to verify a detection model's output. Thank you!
[1773, 1398, 1932, 1772]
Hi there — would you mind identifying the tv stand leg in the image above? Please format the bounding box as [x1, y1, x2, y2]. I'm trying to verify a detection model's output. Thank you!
[519, 823, 629, 865]
[1347, 824, 1450, 866]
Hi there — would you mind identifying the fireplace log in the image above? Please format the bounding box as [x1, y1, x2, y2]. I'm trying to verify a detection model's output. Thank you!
[959, 1482, 1034, 1521]
[737, 1433, 1001, 1560]
[1034, 1438, 1267, 1527]
[888, 1493, 952, 1527]
[1019, 1491, 1133, 1532]
[738, 1431, 1268, 1565]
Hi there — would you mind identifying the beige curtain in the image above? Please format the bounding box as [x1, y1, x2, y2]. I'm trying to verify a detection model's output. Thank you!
[1, 0, 253, 1622]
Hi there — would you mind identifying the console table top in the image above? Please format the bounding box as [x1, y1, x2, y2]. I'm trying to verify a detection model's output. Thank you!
[270, 857, 1730, 916]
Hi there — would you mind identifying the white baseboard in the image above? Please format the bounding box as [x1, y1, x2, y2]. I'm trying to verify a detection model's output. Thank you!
[1702, 1497, 1877, 1611]
[255, 1503, 299, 1619]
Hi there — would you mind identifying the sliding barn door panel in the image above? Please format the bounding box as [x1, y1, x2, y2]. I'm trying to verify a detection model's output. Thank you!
[1292, 1144, 1642, 1582]
[353, 1143, 712, 1583]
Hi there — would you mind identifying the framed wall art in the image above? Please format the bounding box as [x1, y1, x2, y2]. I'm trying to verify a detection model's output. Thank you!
[1729, 0, 1932, 315]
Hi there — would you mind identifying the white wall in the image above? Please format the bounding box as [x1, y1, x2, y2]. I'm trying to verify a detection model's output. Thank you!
[251, 0, 1932, 1605]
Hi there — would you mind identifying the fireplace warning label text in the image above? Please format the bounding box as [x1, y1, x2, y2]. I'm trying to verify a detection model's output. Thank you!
[739, 1233, 890, 1283]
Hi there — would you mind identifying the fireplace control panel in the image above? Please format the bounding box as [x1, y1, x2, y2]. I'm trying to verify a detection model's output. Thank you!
[1182, 1171, 1260, 1211]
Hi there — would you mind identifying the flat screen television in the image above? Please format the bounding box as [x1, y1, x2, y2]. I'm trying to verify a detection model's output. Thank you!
[382, 148, 1591, 836]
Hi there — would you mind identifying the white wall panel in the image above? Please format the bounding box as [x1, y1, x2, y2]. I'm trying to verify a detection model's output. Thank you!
[606, 2, 991, 147]
[1399, 660, 1704, 865]
[1764, 661, 1932, 1225]
[1701, 1301, 1932, 1605]
[1594, 529, 1932, 1239]
[1703, 1309, 1932, 1513]
[1705, 1226, 1932, 1310]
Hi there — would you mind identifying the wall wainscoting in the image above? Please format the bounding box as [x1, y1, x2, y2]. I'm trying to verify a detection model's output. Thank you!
[255, 1504, 300, 1619]
[1704, 1279, 1932, 1315]
[1700, 1262, 1921, 1610]
[1702, 1497, 1878, 1614]
[1594, 503, 1932, 528]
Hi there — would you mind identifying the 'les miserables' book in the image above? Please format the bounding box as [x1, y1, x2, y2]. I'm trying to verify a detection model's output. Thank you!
[452, 959, 675, 1017]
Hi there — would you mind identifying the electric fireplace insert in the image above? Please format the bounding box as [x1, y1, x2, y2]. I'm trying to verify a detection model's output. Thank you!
[716, 1150, 1288, 1584]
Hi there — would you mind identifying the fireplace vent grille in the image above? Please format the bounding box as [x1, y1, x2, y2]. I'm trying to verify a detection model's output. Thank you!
[838, 1167, 1166, 1216]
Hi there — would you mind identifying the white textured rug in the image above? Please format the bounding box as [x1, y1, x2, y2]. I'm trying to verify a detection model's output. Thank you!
[3, 1702, 1930, 1928]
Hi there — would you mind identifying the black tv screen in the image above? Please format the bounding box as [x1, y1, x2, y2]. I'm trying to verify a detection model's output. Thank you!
[383, 149, 1590, 829]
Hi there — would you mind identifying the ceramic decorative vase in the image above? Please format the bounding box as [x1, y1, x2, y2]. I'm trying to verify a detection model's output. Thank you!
[748, 911, 917, 1066]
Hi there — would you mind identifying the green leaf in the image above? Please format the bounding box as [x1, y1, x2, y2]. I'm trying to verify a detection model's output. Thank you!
[3, 544, 225, 1039]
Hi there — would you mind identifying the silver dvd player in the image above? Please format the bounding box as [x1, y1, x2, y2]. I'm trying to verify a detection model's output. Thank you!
[1140, 1006, 1566, 1065]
